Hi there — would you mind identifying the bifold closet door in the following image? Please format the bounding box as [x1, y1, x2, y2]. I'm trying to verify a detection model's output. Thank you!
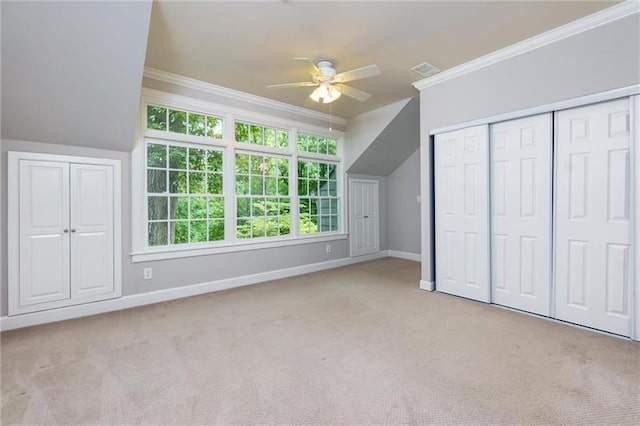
[435, 125, 490, 302]
[555, 98, 632, 336]
[490, 114, 552, 316]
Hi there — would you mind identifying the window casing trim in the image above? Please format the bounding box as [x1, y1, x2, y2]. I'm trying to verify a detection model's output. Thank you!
[132, 88, 347, 260]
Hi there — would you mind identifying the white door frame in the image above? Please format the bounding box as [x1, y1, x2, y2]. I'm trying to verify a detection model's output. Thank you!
[632, 95, 639, 341]
[349, 178, 380, 257]
[8, 151, 122, 316]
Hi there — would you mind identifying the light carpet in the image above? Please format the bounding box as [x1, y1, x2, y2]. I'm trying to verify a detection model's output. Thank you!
[2, 258, 639, 424]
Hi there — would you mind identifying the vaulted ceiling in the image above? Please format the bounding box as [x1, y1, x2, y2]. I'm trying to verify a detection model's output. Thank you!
[145, 0, 617, 119]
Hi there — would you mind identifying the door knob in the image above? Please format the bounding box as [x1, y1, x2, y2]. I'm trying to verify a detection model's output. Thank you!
[63, 229, 69, 233]
[71, 229, 76, 233]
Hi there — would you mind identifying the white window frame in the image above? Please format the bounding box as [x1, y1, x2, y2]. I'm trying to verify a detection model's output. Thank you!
[131, 88, 346, 263]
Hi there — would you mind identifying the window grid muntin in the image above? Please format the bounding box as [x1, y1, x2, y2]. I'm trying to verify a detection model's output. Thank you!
[297, 132, 338, 156]
[235, 120, 289, 149]
[146, 104, 224, 139]
[146, 141, 225, 247]
[235, 151, 291, 239]
[297, 158, 340, 234]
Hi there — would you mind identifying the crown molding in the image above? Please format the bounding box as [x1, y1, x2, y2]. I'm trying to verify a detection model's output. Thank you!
[143, 67, 348, 126]
[413, 1, 639, 91]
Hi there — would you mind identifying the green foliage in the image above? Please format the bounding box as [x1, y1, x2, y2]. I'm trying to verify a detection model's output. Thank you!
[235, 121, 289, 148]
[188, 113, 206, 136]
[147, 106, 167, 131]
[147, 143, 166, 167]
[147, 105, 223, 139]
[297, 132, 338, 156]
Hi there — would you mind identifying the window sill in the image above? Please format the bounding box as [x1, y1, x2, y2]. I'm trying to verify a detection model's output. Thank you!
[130, 233, 348, 263]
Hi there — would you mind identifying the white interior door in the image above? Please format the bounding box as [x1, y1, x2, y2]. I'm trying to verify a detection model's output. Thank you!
[350, 179, 379, 256]
[435, 125, 490, 302]
[555, 98, 632, 336]
[18, 160, 71, 306]
[70, 164, 115, 298]
[490, 114, 552, 315]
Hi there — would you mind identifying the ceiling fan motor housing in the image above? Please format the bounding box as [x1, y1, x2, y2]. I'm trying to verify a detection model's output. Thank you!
[317, 60, 336, 78]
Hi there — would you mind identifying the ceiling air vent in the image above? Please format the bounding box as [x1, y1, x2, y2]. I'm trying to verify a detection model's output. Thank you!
[411, 61, 440, 78]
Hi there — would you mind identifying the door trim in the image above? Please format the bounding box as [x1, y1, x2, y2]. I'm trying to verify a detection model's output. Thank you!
[349, 178, 380, 257]
[8, 151, 122, 316]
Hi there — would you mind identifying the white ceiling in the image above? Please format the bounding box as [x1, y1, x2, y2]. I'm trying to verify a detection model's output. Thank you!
[145, 0, 617, 119]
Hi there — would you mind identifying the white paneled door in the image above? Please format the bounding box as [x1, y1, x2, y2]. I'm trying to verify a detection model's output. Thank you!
[70, 164, 115, 298]
[350, 179, 379, 256]
[435, 125, 490, 302]
[555, 99, 632, 336]
[490, 114, 552, 315]
[19, 160, 71, 306]
[10, 152, 121, 316]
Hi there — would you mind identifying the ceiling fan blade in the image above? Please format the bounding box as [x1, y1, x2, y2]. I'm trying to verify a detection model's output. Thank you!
[292, 57, 322, 78]
[266, 82, 318, 89]
[336, 84, 371, 102]
[333, 65, 381, 83]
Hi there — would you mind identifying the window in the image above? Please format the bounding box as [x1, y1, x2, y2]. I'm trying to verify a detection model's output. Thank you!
[235, 153, 290, 239]
[134, 90, 345, 260]
[235, 121, 288, 149]
[297, 132, 338, 156]
[146, 142, 224, 246]
[297, 159, 339, 234]
[147, 104, 223, 139]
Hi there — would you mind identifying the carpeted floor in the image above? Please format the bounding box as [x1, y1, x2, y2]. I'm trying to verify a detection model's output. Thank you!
[2, 258, 639, 424]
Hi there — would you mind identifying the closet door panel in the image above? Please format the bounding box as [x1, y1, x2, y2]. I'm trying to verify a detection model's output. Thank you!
[18, 160, 71, 306]
[555, 99, 632, 336]
[435, 125, 490, 302]
[70, 164, 115, 298]
[490, 113, 552, 315]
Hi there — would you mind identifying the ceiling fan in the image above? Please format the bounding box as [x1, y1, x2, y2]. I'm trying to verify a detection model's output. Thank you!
[267, 58, 381, 104]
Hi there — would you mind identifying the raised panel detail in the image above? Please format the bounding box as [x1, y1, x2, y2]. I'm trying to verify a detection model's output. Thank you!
[520, 127, 535, 147]
[29, 166, 65, 229]
[606, 244, 629, 316]
[76, 168, 108, 227]
[464, 136, 477, 153]
[444, 139, 455, 157]
[569, 153, 588, 219]
[607, 149, 629, 221]
[24, 235, 66, 299]
[520, 158, 536, 217]
[494, 132, 506, 151]
[493, 235, 507, 291]
[570, 118, 589, 141]
[608, 111, 629, 137]
[444, 166, 455, 215]
[74, 233, 110, 293]
[568, 240, 588, 308]
[519, 237, 536, 296]
[465, 233, 477, 286]
[464, 164, 477, 216]
[444, 231, 456, 281]
[493, 161, 506, 216]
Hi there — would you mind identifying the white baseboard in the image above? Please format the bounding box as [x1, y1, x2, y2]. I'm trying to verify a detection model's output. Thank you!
[387, 250, 421, 262]
[419, 280, 435, 291]
[0, 252, 389, 331]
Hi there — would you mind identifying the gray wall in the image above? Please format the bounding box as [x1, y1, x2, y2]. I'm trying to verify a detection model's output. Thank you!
[348, 99, 420, 176]
[419, 14, 640, 283]
[388, 148, 420, 255]
[1, 138, 349, 316]
[1, 1, 152, 151]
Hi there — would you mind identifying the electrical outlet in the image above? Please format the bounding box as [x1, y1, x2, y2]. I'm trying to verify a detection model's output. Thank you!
[143, 267, 153, 280]
[326, 244, 331, 253]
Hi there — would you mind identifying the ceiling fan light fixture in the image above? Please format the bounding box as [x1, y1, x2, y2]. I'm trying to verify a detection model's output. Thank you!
[310, 82, 341, 104]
